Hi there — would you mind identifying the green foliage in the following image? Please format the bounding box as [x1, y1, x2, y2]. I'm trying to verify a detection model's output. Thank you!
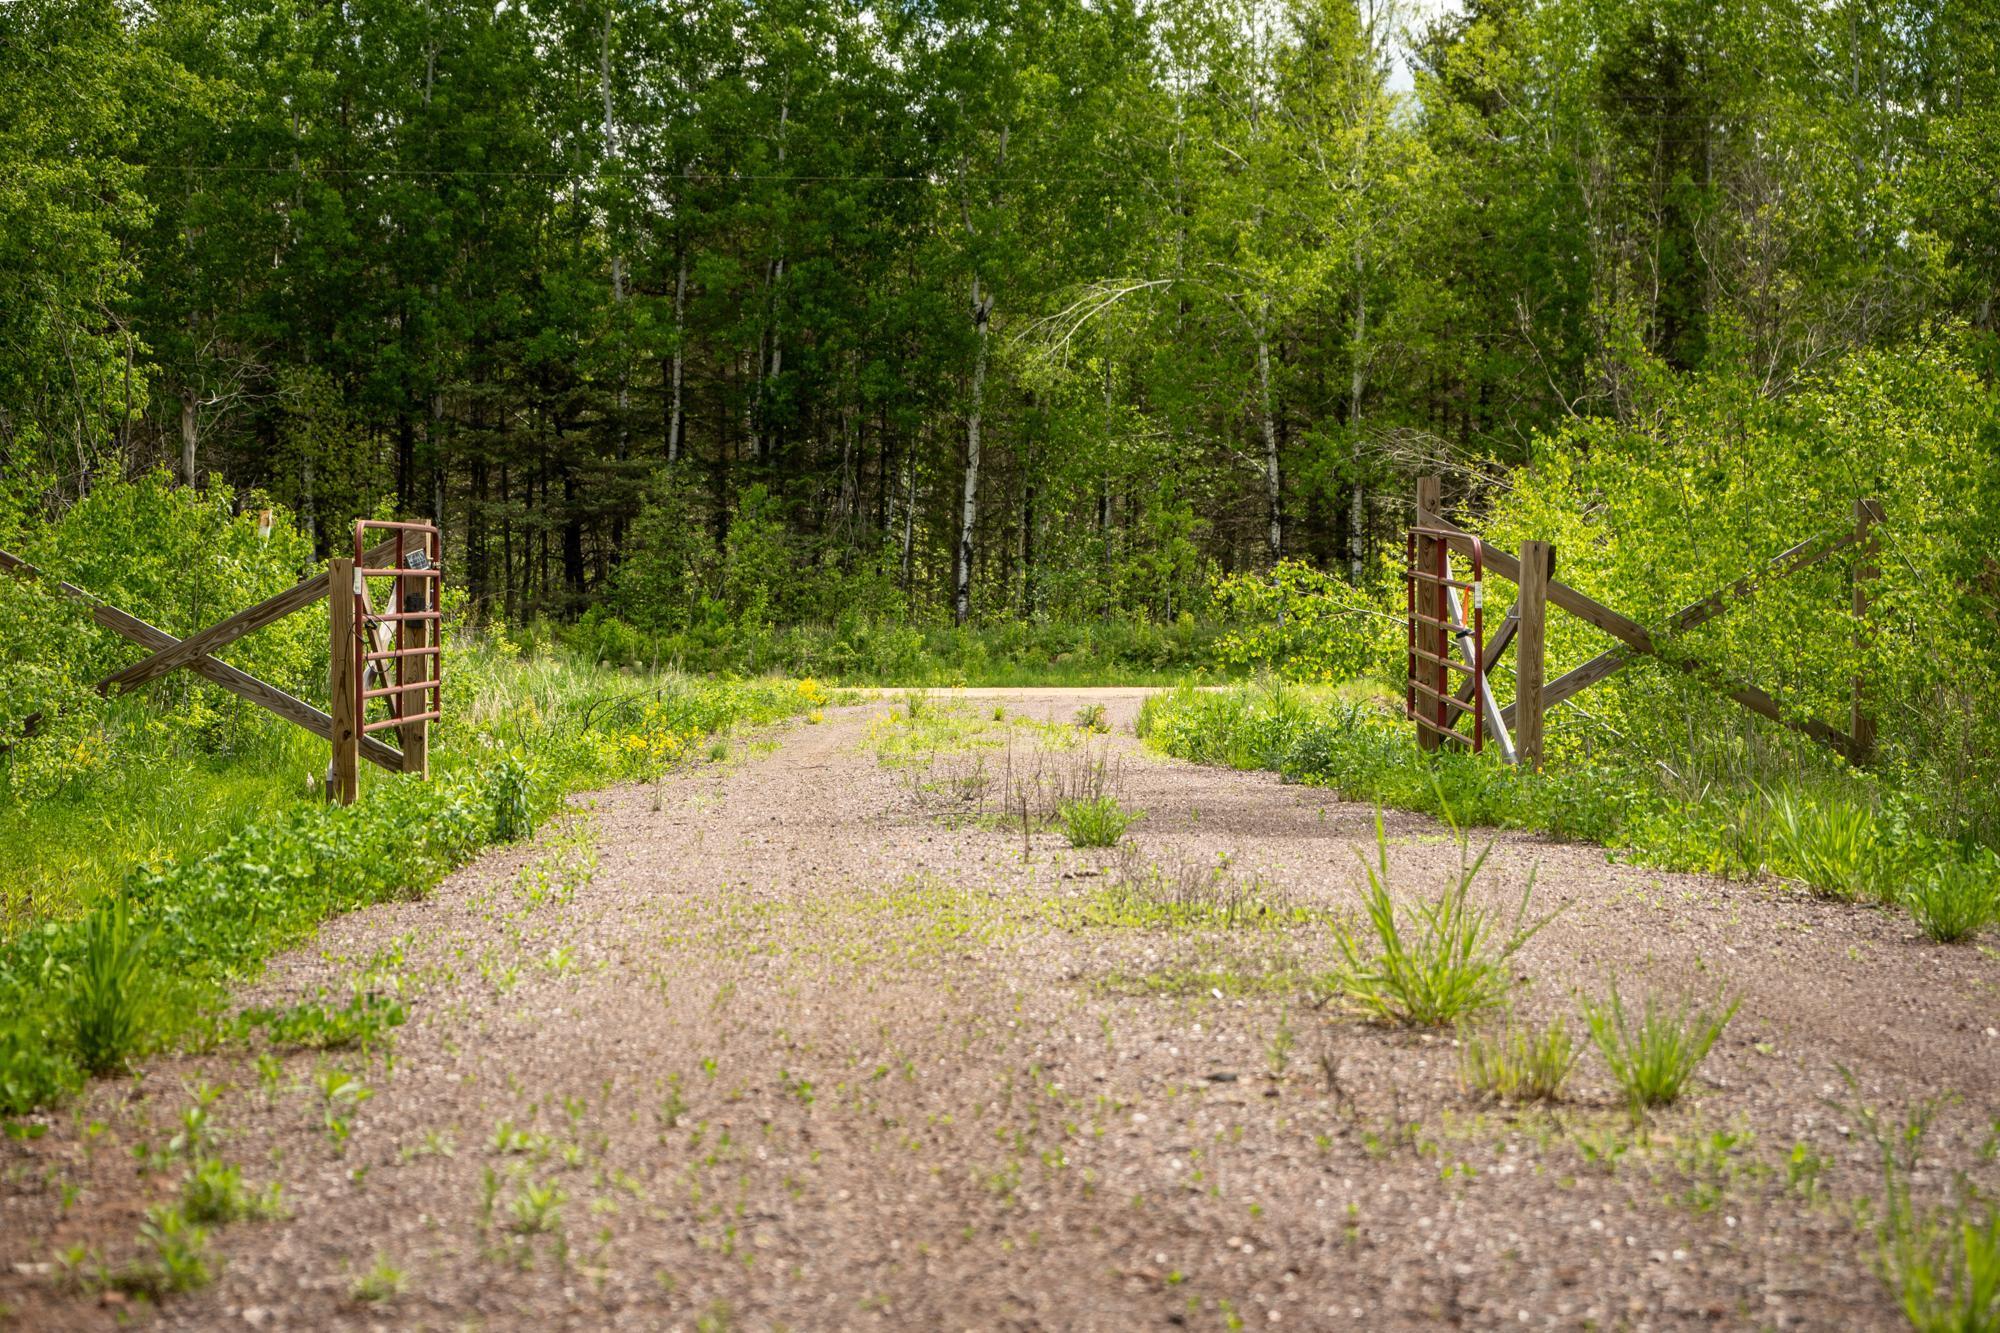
[0, 1018, 78, 1116]
[1209, 560, 1403, 684]
[236, 993, 405, 1052]
[1885, 1208, 2000, 1333]
[117, 1205, 216, 1297]
[1057, 796, 1139, 849]
[1327, 816, 1554, 1028]
[487, 754, 538, 842]
[1768, 791, 1882, 901]
[1485, 337, 2000, 846]
[1580, 983, 1737, 1117]
[1864, 1095, 2000, 1333]
[1906, 858, 1999, 945]
[68, 899, 153, 1075]
[1459, 1014, 1578, 1104]
[180, 1157, 282, 1225]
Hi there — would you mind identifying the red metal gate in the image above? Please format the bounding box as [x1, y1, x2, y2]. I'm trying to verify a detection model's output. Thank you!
[350, 519, 441, 774]
[1404, 525, 1485, 753]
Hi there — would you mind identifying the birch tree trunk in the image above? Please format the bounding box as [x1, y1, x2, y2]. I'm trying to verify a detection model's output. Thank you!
[955, 279, 993, 625]
[1347, 253, 1367, 581]
[1254, 298, 1283, 563]
[667, 250, 686, 462]
[180, 390, 198, 486]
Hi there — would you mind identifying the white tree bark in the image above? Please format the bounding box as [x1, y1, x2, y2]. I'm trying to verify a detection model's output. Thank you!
[180, 391, 198, 487]
[1255, 298, 1282, 562]
[955, 279, 993, 625]
[1348, 254, 1367, 581]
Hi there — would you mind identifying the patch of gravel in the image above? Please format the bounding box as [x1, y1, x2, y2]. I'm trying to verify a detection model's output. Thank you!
[3, 688, 1995, 1330]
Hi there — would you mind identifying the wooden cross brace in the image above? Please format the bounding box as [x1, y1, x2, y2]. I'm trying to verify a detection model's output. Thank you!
[0, 541, 407, 774]
[1417, 505, 1879, 765]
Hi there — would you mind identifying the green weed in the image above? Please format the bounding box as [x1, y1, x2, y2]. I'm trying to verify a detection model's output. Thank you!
[1768, 791, 1881, 901]
[181, 1157, 283, 1224]
[351, 1254, 407, 1303]
[113, 1205, 215, 1296]
[1906, 858, 1997, 944]
[68, 898, 153, 1075]
[1057, 795, 1140, 848]
[237, 991, 406, 1051]
[1581, 982, 1737, 1116]
[1327, 815, 1554, 1027]
[1459, 1013, 1578, 1103]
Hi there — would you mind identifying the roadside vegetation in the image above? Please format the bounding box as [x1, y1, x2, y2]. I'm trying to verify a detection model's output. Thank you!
[0, 479, 826, 1115]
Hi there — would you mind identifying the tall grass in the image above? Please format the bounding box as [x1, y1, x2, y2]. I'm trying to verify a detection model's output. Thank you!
[69, 899, 153, 1074]
[1327, 814, 1556, 1027]
[1580, 982, 1737, 1116]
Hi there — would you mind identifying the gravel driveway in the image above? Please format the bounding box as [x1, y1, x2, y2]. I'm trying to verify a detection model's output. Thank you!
[3, 688, 1994, 1330]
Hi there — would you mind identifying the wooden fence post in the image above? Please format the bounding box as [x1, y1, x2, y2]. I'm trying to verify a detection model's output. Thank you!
[1851, 498, 1881, 764]
[1516, 540, 1553, 771]
[329, 558, 360, 805]
[1415, 476, 1443, 752]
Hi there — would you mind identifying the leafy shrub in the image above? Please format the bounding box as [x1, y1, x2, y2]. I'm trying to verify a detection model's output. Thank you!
[487, 754, 538, 842]
[1329, 816, 1556, 1027]
[0, 1018, 78, 1115]
[1581, 982, 1737, 1115]
[1460, 1013, 1578, 1103]
[1905, 858, 1997, 944]
[1209, 558, 1403, 683]
[1073, 703, 1109, 733]
[1058, 795, 1140, 848]
[68, 899, 153, 1075]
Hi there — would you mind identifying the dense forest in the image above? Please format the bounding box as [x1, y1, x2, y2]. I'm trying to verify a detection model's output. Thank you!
[6, 0, 1994, 627]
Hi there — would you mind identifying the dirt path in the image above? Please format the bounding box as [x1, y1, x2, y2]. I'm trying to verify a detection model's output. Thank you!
[4, 689, 1996, 1330]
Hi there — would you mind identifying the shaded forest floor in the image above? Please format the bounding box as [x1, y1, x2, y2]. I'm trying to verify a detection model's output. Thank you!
[2, 689, 1994, 1330]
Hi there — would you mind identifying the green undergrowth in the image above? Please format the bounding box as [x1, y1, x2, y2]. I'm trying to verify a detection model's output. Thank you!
[0, 641, 822, 1116]
[560, 607, 1235, 687]
[1139, 681, 2000, 943]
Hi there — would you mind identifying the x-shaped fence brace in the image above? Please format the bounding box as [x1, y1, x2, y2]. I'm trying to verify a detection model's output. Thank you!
[0, 538, 409, 773]
[1412, 487, 1881, 767]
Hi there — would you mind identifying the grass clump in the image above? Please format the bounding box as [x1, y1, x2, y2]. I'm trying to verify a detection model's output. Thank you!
[351, 1255, 407, 1303]
[1057, 795, 1140, 848]
[69, 899, 153, 1075]
[1905, 859, 1997, 944]
[1073, 702, 1110, 733]
[1328, 814, 1555, 1027]
[1581, 981, 1737, 1115]
[1459, 1013, 1578, 1103]
[1769, 791, 1881, 901]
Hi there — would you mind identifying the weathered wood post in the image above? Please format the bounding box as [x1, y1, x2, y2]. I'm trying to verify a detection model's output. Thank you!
[1851, 498, 1881, 764]
[397, 543, 430, 778]
[329, 557, 360, 805]
[1516, 539, 1554, 771]
[1415, 475, 1444, 751]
